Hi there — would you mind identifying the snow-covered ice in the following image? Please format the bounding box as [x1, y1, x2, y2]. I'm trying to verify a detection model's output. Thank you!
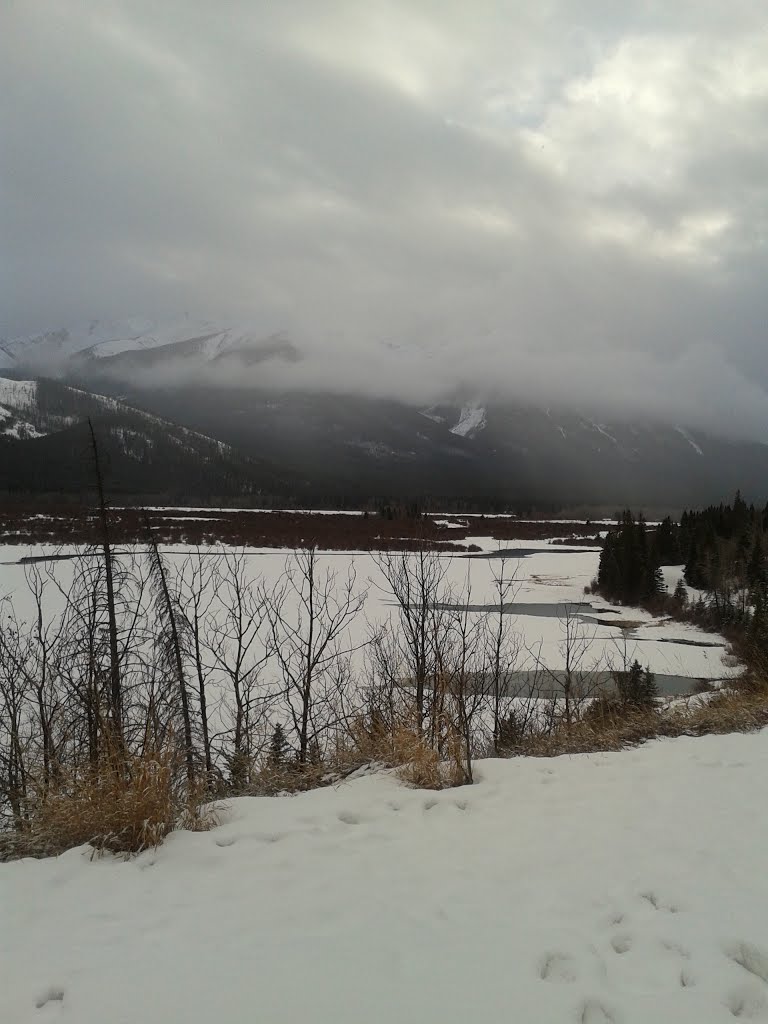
[0, 541, 741, 685]
[2, 731, 768, 1023]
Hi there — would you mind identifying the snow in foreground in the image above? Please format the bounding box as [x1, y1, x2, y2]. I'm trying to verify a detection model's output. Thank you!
[3, 733, 768, 1024]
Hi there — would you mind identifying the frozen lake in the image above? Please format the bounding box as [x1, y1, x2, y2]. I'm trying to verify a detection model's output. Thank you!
[0, 536, 740, 693]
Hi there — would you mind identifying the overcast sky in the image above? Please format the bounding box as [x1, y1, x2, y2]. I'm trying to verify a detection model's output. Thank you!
[2, 1, 767, 435]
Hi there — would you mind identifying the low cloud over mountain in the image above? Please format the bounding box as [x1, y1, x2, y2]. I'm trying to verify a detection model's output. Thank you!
[2, 3, 767, 440]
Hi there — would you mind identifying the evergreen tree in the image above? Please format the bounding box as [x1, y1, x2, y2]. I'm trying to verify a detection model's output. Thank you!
[673, 578, 688, 606]
[597, 510, 664, 604]
[684, 534, 700, 588]
[654, 516, 680, 565]
[748, 536, 766, 590]
[268, 723, 290, 768]
[616, 661, 658, 710]
[749, 588, 768, 659]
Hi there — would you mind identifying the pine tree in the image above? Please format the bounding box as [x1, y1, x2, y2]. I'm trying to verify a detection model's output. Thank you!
[673, 578, 688, 606]
[654, 516, 680, 565]
[598, 533, 620, 596]
[616, 661, 658, 710]
[268, 723, 290, 768]
[748, 536, 766, 590]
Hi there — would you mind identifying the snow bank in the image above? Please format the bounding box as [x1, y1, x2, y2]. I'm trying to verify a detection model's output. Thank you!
[3, 731, 768, 1023]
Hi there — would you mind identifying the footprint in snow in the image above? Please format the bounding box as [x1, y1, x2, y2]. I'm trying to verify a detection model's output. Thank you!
[539, 952, 578, 983]
[610, 934, 632, 955]
[578, 997, 617, 1023]
[337, 812, 362, 825]
[726, 942, 768, 985]
[660, 939, 691, 960]
[679, 967, 697, 988]
[724, 983, 767, 1018]
[640, 890, 681, 914]
[35, 988, 64, 1010]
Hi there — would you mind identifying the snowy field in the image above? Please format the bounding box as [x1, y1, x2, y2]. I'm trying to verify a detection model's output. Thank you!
[2, 731, 768, 1023]
[0, 539, 740, 689]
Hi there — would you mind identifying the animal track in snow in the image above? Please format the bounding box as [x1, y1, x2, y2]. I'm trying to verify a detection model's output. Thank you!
[539, 952, 578, 983]
[679, 967, 697, 988]
[660, 939, 690, 959]
[640, 890, 681, 914]
[724, 983, 768, 1018]
[423, 798, 438, 811]
[610, 934, 632, 955]
[726, 942, 768, 985]
[35, 988, 64, 1010]
[337, 812, 362, 825]
[578, 997, 617, 1023]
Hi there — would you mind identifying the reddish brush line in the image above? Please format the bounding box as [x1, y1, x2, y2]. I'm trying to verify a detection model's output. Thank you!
[0, 507, 597, 550]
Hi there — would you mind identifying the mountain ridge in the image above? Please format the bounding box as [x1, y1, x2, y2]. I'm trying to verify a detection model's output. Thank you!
[3, 316, 768, 506]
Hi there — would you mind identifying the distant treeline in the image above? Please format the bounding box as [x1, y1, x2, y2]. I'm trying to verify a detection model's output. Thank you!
[597, 493, 768, 662]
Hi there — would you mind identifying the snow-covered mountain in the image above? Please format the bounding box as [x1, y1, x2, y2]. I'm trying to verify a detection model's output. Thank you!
[0, 379, 53, 439]
[5, 316, 768, 506]
[0, 376, 296, 502]
[0, 317, 301, 377]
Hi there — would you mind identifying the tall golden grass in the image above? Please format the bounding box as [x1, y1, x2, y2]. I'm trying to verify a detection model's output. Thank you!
[3, 744, 215, 860]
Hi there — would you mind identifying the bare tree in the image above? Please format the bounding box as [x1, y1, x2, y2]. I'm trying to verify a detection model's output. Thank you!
[483, 556, 522, 751]
[209, 550, 271, 789]
[175, 551, 219, 781]
[0, 600, 32, 827]
[436, 569, 485, 783]
[526, 602, 603, 729]
[374, 544, 451, 732]
[265, 548, 367, 766]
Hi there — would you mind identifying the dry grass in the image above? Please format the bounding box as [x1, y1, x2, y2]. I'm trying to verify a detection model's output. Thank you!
[508, 677, 768, 758]
[2, 746, 216, 861]
[251, 760, 330, 796]
[337, 711, 469, 789]
[677, 684, 768, 735]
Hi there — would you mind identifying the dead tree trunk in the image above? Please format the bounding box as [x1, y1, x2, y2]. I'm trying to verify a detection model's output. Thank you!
[144, 514, 195, 784]
[88, 418, 122, 746]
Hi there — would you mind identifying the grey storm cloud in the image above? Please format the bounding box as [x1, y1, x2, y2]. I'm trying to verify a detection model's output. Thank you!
[1, 0, 768, 437]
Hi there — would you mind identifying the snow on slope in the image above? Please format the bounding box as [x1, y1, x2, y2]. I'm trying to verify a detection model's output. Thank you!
[0, 379, 46, 438]
[2, 317, 299, 371]
[676, 426, 705, 457]
[450, 403, 487, 437]
[2, 731, 768, 1024]
[84, 321, 223, 359]
[2, 317, 224, 366]
[0, 378, 37, 406]
[0, 375, 233, 455]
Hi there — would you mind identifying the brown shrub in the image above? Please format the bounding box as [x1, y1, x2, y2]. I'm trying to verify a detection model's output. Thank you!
[3, 746, 215, 860]
[250, 760, 330, 795]
[677, 683, 768, 735]
[336, 711, 468, 789]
